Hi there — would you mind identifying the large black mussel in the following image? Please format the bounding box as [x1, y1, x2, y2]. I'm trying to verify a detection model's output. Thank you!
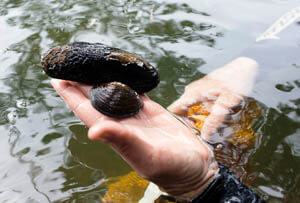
[41, 42, 159, 118]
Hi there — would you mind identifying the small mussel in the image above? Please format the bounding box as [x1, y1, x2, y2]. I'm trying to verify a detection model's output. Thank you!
[90, 82, 143, 118]
[41, 42, 159, 118]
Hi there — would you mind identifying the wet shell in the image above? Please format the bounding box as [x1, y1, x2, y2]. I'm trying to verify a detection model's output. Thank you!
[41, 41, 159, 94]
[41, 42, 159, 118]
[90, 82, 143, 118]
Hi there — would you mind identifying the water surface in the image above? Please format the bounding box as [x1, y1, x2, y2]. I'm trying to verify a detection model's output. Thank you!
[0, 0, 299, 202]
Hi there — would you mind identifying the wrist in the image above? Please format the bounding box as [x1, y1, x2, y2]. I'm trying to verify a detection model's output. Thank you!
[166, 141, 219, 202]
[156, 159, 219, 202]
[172, 165, 219, 202]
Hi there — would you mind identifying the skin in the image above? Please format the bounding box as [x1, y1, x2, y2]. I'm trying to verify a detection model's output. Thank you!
[168, 57, 258, 141]
[51, 57, 258, 200]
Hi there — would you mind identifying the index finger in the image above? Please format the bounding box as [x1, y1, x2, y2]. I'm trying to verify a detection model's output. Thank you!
[167, 92, 217, 116]
[201, 91, 242, 140]
[51, 79, 105, 127]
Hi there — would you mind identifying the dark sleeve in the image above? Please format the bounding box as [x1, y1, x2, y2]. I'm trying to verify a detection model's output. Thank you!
[192, 163, 265, 203]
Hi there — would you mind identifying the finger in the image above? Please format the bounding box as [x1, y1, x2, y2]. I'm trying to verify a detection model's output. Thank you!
[167, 94, 198, 116]
[208, 57, 258, 96]
[201, 92, 242, 141]
[88, 120, 153, 171]
[167, 92, 217, 116]
[68, 81, 91, 98]
[141, 95, 166, 116]
[51, 79, 87, 110]
[51, 79, 104, 127]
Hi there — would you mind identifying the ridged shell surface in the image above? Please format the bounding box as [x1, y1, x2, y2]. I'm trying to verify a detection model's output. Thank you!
[90, 82, 143, 118]
[41, 42, 159, 94]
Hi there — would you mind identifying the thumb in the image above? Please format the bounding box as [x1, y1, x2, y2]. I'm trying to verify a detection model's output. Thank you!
[168, 95, 198, 116]
[88, 120, 128, 142]
[201, 92, 242, 141]
[88, 120, 153, 170]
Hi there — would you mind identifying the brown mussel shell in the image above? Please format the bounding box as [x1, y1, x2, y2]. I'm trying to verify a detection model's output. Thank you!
[41, 42, 159, 94]
[90, 82, 143, 118]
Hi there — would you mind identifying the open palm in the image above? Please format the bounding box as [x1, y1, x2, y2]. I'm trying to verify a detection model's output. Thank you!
[51, 79, 217, 199]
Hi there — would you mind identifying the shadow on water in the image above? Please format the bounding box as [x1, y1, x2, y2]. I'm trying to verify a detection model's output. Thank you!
[249, 108, 300, 201]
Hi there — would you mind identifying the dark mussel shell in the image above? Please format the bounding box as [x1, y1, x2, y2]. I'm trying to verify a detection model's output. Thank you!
[90, 82, 143, 118]
[41, 42, 159, 94]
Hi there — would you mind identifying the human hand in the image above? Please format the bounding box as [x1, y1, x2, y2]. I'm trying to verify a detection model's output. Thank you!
[51, 79, 218, 201]
[168, 57, 258, 141]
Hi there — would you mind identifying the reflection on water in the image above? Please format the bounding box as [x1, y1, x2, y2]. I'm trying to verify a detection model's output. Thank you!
[249, 108, 300, 201]
[0, 0, 299, 202]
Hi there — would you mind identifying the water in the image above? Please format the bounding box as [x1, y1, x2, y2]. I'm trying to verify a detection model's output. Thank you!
[0, 0, 299, 202]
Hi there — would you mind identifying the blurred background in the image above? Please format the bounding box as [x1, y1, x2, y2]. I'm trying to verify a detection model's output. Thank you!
[0, 0, 299, 202]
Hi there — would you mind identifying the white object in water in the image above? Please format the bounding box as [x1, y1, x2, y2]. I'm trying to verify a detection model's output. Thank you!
[139, 182, 167, 203]
[256, 7, 300, 42]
